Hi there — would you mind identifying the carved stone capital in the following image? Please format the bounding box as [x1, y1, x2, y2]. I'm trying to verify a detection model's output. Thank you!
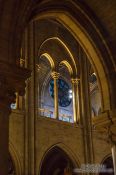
[0, 61, 31, 109]
[0, 77, 16, 109]
[51, 71, 60, 79]
[71, 78, 80, 84]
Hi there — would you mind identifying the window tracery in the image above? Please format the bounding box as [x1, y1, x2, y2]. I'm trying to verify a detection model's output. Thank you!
[49, 78, 72, 107]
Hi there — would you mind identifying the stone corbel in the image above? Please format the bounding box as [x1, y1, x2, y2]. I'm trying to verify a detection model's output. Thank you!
[0, 61, 31, 110]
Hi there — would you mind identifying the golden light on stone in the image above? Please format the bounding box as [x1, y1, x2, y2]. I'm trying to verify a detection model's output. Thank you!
[20, 58, 25, 67]
[51, 71, 60, 119]
[71, 78, 80, 123]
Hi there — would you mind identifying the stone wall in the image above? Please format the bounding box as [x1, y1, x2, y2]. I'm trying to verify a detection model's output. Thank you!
[9, 110, 112, 174]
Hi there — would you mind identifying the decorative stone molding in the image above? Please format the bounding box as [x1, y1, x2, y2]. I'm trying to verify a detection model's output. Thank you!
[71, 78, 80, 84]
[51, 71, 60, 79]
[0, 61, 31, 110]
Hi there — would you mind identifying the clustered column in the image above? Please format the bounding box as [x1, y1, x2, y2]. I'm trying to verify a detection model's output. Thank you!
[51, 71, 60, 119]
[80, 49, 94, 171]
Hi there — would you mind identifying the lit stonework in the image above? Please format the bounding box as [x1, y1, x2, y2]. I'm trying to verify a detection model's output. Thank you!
[71, 78, 80, 123]
[51, 71, 60, 119]
[0, 1, 115, 174]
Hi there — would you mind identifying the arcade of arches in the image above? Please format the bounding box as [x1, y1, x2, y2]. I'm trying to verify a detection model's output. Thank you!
[0, 0, 116, 175]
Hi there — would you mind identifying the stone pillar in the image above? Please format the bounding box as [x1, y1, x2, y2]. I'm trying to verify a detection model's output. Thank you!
[15, 93, 19, 109]
[51, 71, 60, 119]
[24, 22, 37, 175]
[71, 78, 80, 123]
[107, 125, 116, 174]
[79, 49, 94, 171]
[0, 85, 14, 175]
[111, 144, 116, 174]
[0, 61, 30, 175]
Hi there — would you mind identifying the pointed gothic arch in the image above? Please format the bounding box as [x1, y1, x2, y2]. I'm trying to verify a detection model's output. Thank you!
[33, 9, 112, 112]
[9, 142, 22, 175]
[39, 143, 80, 175]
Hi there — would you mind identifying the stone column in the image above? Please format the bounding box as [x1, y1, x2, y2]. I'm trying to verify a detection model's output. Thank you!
[0, 84, 15, 175]
[107, 125, 116, 174]
[79, 49, 94, 171]
[15, 93, 19, 109]
[111, 144, 116, 174]
[51, 71, 60, 119]
[0, 61, 30, 175]
[24, 22, 37, 175]
[71, 78, 80, 123]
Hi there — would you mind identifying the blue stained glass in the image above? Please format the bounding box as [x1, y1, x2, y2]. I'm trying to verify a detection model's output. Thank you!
[49, 78, 72, 107]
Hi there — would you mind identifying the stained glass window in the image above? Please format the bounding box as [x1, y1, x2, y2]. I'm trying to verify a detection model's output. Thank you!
[49, 78, 72, 107]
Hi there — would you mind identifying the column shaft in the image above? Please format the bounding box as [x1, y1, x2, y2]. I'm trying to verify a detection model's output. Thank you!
[80, 49, 94, 171]
[71, 79, 79, 123]
[0, 105, 10, 175]
[54, 78, 59, 119]
[51, 72, 59, 119]
[25, 22, 36, 175]
[111, 144, 116, 174]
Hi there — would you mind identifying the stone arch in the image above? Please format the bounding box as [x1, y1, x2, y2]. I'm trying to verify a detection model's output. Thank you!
[39, 143, 80, 175]
[1, 0, 114, 108]
[33, 10, 111, 111]
[54, 142, 80, 167]
[9, 142, 22, 175]
[100, 154, 114, 175]
[59, 60, 74, 77]
[38, 37, 77, 76]
[39, 53, 55, 70]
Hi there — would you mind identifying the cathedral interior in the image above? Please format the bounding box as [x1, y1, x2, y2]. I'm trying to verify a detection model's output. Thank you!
[0, 0, 116, 175]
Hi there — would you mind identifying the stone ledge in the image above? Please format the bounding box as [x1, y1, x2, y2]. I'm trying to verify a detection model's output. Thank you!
[37, 115, 80, 128]
[11, 109, 25, 115]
